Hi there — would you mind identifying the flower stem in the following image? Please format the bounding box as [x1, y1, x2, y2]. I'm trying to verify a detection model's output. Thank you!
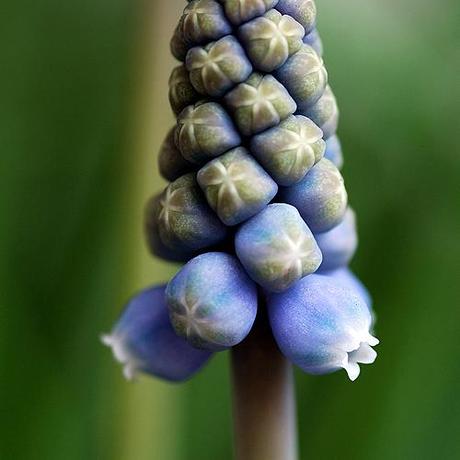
[231, 307, 298, 460]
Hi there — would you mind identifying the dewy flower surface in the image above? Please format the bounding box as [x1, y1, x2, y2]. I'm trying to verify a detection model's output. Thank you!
[104, 0, 379, 383]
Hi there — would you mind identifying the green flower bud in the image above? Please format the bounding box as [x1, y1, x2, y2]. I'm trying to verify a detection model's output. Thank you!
[197, 147, 278, 225]
[223, 0, 279, 25]
[250, 114, 325, 186]
[158, 128, 193, 182]
[146, 173, 228, 252]
[225, 73, 297, 136]
[182, 0, 232, 46]
[169, 65, 200, 115]
[186, 35, 253, 97]
[301, 85, 339, 139]
[238, 9, 304, 72]
[274, 44, 327, 110]
[176, 101, 241, 164]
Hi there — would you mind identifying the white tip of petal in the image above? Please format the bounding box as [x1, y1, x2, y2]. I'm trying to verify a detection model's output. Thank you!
[342, 360, 361, 381]
[367, 334, 380, 347]
[351, 343, 377, 365]
[100, 333, 139, 381]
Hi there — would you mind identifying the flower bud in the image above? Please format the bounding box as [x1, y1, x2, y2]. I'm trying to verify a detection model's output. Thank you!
[300, 85, 339, 139]
[274, 44, 327, 111]
[102, 285, 213, 382]
[145, 196, 195, 262]
[146, 173, 228, 253]
[181, 0, 232, 46]
[197, 147, 278, 225]
[238, 9, 305, 72]
[169, 65, 200, 115]
[166, 252, 258, 350]
[225, 73, 297, 136]
[176, 102, 241, 165]
[157, 128, 193, 182]
[268, 274, 379, 381]
[315, 207, 357, 271]
[324, 134, 343, 169]
[223, 0, 279, 25]
[279, 158, 347, 233]
[186, 36, 253, 98]
[170, 19, 189, 61]
[303, 28, 323, 56]
[235, 204, 322, 292]
[250, 114, 325, 186]
[276, 0, 317, 34]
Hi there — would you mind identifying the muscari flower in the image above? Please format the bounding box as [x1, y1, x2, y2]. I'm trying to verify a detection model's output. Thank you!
[104, 0, 379, 383]
[268, 274, 379, 381]
[102, 285, 212, 382]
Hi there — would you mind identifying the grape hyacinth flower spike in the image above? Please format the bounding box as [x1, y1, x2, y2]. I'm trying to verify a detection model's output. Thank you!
[103, 1, 379, 458]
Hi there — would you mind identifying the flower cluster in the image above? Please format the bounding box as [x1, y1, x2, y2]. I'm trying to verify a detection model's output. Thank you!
[103, 0, 378, 382]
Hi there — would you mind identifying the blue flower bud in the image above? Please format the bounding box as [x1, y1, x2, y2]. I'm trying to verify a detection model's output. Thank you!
[181, 0, 232, 46]
[225, 73, 297, 136]
[186, 35, 253, 98]
[268, 274, 379, 381]
[166, 252, 258, 351]
[197, 147, 278, 225]
[276, 0, 317, 34]
[235, 204, 322, 292]
[169, 65, 200, 115]
[300, 85, 339, 139]
[324, 134, 343, 169]
[238, 9, 305, 73]
[223, 0, 279, 25]
[279, 158, 347, 233]
[158, 128, 193, 182]
[102, 285, 212, 382]
[274, 44, 327, 111]
[303, 28, 323, 56]
[176, 102, 241, 165]
[250, 114, 325, 186]
[146, 174, 228, 253]
[315, 208, 357, 271]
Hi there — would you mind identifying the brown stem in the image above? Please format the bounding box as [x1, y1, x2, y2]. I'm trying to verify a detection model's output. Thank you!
[231, 308, 298, 460]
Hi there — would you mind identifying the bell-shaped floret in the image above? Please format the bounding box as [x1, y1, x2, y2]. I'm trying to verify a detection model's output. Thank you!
[102, 285, 213, 382]
[166, 252, 258, 351]
[235, 204, 322, 292]
[268, 274, 379, 381]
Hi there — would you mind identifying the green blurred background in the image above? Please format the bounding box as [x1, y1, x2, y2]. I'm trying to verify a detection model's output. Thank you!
[1, 0, 459, 458]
